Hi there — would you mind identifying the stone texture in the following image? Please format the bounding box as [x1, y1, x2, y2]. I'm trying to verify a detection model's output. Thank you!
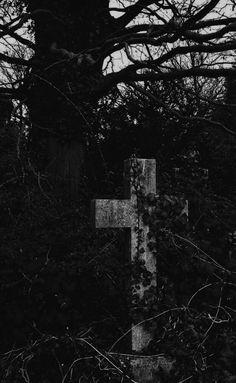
[130, 355, 173, 383]
[92, 199, 133, 228]
[117, 354, 174, 383]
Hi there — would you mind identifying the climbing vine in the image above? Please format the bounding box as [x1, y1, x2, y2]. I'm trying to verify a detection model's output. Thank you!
[127, 157, 236, 382]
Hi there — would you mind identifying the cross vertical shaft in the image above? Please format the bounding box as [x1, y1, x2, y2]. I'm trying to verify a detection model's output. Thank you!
[92, 158, 157, 352]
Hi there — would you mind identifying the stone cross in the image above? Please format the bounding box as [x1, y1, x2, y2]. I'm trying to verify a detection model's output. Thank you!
[92, 158, 157, 352]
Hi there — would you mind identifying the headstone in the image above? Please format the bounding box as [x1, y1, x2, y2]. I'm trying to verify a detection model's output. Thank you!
[92, 158, 173, 382]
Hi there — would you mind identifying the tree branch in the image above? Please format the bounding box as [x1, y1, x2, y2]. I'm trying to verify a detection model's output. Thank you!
[130, 82, 236, 136]
[102, 66, 236, 94]
[115, 0, 153, 29]
[0, 86, 22, 100]
[184, 0, 221, 28]
[153, 40, 236, 67]
[184, 23, 236, 43]
[191, 17, 236, 30]
[0, 52, 35, 67]
[6, 31, 35, 49]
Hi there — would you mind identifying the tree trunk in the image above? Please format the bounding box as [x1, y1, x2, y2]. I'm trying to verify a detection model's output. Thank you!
[47, 138, 85, 196]
[25, 0, 112, 197]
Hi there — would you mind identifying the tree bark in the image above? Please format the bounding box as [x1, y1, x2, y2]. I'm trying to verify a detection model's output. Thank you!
[47, 137, 85, 196]
[25, 0, 112, 196]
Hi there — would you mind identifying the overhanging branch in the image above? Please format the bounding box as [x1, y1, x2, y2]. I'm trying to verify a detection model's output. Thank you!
[103, 66, 236, 92]
[115, 0, 153, 29]
[0, 86, 22, 100]
[0, 52, 35, 67]
[131, 82, 236, 136]
[153, 40, 236, 66]
[184, 0, 221, 28]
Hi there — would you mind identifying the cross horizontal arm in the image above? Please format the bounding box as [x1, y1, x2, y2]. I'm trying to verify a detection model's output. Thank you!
[92, 199, 134, 228]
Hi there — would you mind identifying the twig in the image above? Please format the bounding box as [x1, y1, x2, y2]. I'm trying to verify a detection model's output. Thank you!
[198, 284, 224, 349]
[109, 307, 185, 352]
[178, 376, 193, 383]
[78, 338, 138, 383]
[62, 356, 94, 383]
[187, 283, 213, 307]
[131, 83, 236, 136]
[173, 232, 231, 274]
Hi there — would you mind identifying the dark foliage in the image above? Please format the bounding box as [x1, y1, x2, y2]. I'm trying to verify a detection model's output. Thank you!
[1, 79, 236, 381]
[0, 3, 236, 380]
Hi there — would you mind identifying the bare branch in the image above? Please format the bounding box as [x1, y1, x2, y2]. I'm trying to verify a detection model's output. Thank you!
[191, 17, 236, 30]
[152, 40, 236, 67]
[115, 0, 153, 28]
[184, 23, 236, 43]
[5, 30, 35, 49]
[0, 87, 20, 99]
[131, 83, 236, 136]
[184, 0, 221, 28]
[103, 66, 236, 92]
[0, 52, 34, 67]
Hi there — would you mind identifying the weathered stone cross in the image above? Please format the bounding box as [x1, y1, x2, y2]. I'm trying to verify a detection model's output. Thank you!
[92, 158, 157, 353]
